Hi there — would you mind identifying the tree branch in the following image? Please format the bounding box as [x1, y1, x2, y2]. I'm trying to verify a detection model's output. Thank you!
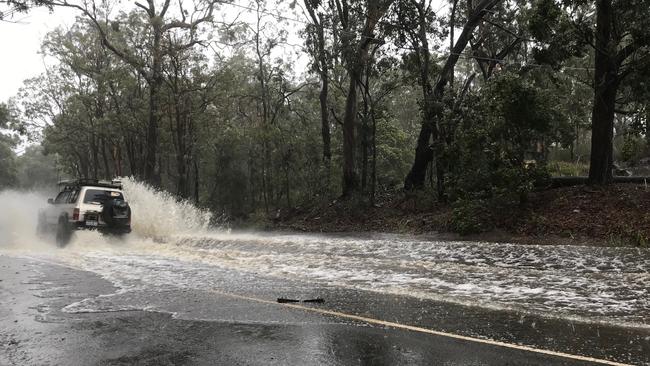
[162, 0, 216, 32]
[134, 1, 153, 17]
[50, 1, 150, 81]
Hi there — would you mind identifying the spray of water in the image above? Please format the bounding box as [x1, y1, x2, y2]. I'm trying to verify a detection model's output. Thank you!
[0, 178, 214, 250]
[0, 189, 51, 250]
[119, 177, 213, 240]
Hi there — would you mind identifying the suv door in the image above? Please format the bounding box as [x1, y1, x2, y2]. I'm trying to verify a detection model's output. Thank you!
[46, 189, 79, 225]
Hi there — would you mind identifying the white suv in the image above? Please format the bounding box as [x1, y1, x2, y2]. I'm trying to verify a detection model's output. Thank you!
[38, 179, 132, 247]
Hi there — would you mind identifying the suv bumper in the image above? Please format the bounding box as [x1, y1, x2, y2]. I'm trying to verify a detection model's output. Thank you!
[75, 221, 131, 234]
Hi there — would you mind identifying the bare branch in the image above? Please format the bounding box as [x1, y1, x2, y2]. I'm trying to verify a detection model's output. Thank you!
[160, 0, 172, 17]
[162, 0, 216, 32]
[134, 1, 153, 17]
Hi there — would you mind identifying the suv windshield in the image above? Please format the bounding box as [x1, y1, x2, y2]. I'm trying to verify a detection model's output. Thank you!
[83, 189, 124, 205]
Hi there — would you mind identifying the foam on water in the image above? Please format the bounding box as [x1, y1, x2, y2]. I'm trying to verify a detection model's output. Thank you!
[155, 234, 650, 328]
[2, 181, 649, 330]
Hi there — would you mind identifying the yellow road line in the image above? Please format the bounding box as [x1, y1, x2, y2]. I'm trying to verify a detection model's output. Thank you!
[207, 289, 633, 366]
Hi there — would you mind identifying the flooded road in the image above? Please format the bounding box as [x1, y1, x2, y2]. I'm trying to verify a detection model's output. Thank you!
[21, 231, 649, 330]
[1, 182, 649, 365]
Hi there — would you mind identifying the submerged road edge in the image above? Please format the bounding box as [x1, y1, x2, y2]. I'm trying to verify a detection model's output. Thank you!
[206, 289, 632, 366]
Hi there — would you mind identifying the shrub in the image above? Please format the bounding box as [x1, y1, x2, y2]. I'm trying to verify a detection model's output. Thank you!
[620, 135, 646, 164]
[548, 161, 590, 176]
[450, 199, 493, 235]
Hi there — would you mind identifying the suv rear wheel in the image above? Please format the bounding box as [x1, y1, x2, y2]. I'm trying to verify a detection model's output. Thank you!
[55, 217, 72, 248]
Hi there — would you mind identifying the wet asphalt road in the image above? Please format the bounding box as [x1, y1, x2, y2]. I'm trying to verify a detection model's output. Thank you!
[2, 255, 648, 366]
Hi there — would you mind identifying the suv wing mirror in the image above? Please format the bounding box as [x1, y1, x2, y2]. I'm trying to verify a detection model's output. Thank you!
[47, 198, 54, 204]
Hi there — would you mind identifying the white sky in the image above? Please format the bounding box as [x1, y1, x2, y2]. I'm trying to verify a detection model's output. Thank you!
[0, 2, 308, 104]
[0, 7, 78, 103]
[1, 1, 449, 105]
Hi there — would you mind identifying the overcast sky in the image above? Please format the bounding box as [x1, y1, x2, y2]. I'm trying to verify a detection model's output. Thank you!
[0, 2, 307, 104]
[0, 7, 79, 103]
[1, 1, 449, 105]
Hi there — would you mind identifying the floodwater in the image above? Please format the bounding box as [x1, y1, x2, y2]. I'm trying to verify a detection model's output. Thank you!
[1, 178, 649, 332]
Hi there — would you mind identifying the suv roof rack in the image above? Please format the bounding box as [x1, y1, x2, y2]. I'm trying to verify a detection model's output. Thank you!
[58, 178, 123, 190]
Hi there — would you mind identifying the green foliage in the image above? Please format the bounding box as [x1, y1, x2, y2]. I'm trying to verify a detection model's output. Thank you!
[375, 117, 412, 189]
[0, 104, 8, 129]
[527, 0, 591, 68]
[620, 135, 646, 164]
[0, 103, 18, 189]
[15, 145, 58, 189]
[445, 72, 557, 204]
[450, 199, 493, 235]
[548, 161, 590, 176]
[0, 142, 18, 189]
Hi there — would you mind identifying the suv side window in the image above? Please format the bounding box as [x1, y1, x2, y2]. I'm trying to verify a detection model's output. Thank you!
[68, 189, 80, 204]
[54, 191, 70, 204]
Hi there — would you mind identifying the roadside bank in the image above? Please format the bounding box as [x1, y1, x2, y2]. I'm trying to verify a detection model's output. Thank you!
[268, 184, 650, 247]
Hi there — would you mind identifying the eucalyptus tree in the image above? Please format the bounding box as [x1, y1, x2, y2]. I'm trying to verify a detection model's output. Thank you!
[302, 0, 333, 170]
[468, 1, 527, 81]
[333, 0, 395, 197]
[403, 0, 503, 195]
[386, 0, 445, 196]
[530, 0, 650, 184]
[586, 0, 650, 183]
[0, 103, 18, 188]
[50, 0, 219, 186]
[162, 37, 216, 199]
[15, 16, 151, 180]
[41, 20, 117, 179]
[0, 0, 51, 20]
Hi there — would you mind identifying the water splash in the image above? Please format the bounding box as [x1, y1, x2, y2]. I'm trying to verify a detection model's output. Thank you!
[0, 189, 51, 249]
[119, 177, 213, 239]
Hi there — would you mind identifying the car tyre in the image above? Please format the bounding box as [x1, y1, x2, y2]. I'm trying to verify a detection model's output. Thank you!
[55, 217, 72, 248]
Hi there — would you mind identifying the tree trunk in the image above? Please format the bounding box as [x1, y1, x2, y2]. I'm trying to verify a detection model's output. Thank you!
[113, 144, 123, 177]
[90, 131, 99, 180]
[303, 6, 331, 165]
[338, 0, 393, 198]
[342, 73, 359, 196]
[404, 0, 502, 191]
[319, 68, 331, 163]
[174, 97, 189, 199]
[449, 0, 458, 87]
[101, 138, 111, 178]
[194, 158, 199, 204]
[588, 0, 617, 185]
[361, 90, 369, 191]
[144, 26, 162, 187]
[645, 104, 650, 145]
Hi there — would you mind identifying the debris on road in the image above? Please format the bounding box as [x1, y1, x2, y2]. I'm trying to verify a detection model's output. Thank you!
[302, 298, 324, 303]
[277, 298, 300, 303]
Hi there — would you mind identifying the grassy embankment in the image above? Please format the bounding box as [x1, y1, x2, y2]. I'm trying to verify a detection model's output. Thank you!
[270, 164, 650, 247]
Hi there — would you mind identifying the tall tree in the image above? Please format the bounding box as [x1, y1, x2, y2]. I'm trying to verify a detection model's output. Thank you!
[529, 0, 650, 184]
[389, 0, 443, 196]
[303, 0, 333, 179]
[587, 0, 650, 184]
[335, 0, 394, 197]
[52, 0, 217, 186]
[403, 0, 502, 192]
[0, 103, 18, 188]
